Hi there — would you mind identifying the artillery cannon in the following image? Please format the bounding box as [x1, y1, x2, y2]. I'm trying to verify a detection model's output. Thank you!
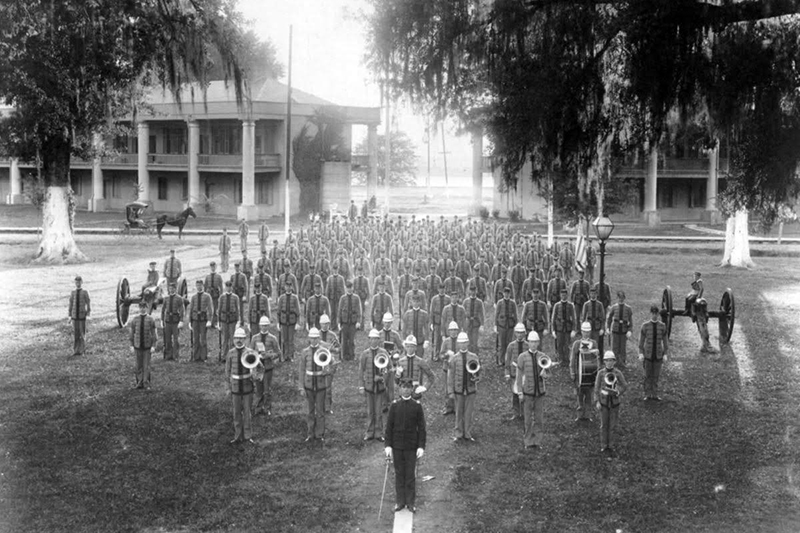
[659, 286, 735, 345]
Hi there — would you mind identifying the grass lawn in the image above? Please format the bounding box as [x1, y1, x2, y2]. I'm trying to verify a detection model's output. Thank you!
[0, 237, 799, 532]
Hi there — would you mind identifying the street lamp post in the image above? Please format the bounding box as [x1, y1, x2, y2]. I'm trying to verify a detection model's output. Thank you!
[592, 216, 615, 355]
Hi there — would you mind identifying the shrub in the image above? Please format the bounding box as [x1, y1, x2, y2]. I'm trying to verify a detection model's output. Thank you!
[508, 209, 521, 222]
[491, 209, 500, 219]
[479, 206, 490, 220]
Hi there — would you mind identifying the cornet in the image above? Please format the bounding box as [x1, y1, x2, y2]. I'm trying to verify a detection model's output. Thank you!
[313, 347, 333, 367]
[602, 372, 618, 395]
[466, 359, 481, 382]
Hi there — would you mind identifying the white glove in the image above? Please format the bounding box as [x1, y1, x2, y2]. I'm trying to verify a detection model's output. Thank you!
[493, 326, 497, 334]
[423, 340, 430, 349]
[543, 329, 548, 336]
[414, 386, 427, 395]
[599, 329, 605, 336]
[552, 331, 557, 338]
[638, 353, 644, 361]
[416, 448, 424, 459]
[663, 354, 669, 363]
[206, 321, 212, 328]
[178, 321, 184, 329]
[385, 447, 393, 459]
[626, 331, 632, 339]
[570, 331, 576, 338]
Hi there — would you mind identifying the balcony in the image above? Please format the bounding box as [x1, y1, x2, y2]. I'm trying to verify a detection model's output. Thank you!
[198, 153, 282, 170]
[149, 153, 188, 166]
[615, 157, 730, 179]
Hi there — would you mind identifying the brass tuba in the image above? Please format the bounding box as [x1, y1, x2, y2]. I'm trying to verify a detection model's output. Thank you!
[313, 346, 332, 367]
[602, 372, 618, 395]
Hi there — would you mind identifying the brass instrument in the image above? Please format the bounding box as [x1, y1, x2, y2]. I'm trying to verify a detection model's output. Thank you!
[537, 354, 552, 370]
[241, 349, 260, 370]
[374, 352, 389, 374]
[602, 372, 618, 395]
[313, 346, 333, 367]
[466, 358, 481, 382]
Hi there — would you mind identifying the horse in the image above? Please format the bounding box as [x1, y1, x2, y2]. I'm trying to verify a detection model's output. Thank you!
[156, 206, 197, 239]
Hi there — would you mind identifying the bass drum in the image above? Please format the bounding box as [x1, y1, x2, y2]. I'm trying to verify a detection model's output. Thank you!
[578, 351, 599, 388]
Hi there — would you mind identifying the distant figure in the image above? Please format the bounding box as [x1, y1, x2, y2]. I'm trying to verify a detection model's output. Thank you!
[238, 218, 249, 251]
[68, 275, 91, 356]
[219, 228, 232, 273]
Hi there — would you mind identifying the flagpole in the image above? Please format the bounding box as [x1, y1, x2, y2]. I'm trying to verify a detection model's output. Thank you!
[284, 25, 293, 239]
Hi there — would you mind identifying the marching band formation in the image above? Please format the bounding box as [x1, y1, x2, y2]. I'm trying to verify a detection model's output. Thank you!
[71, 215, 677, 463]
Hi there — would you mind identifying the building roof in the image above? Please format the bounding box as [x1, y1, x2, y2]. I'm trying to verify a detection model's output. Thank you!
[145, 78, 335, 107]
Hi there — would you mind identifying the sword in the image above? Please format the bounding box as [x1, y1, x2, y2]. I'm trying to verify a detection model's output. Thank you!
[378, 457, 390, 520]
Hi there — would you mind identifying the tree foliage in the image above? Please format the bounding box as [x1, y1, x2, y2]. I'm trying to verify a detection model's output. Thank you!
[352, 130, 418, 187]
[364, 0, 800, 227]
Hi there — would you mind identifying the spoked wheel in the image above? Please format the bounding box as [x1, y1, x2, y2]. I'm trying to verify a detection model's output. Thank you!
[116, 277, 131, 327]
[660, 286, 674, 339]
[718, 288, 735, 345]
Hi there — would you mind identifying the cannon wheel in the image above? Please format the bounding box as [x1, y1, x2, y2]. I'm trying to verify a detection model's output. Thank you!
[718, 288, 735, 345]
[660, 286, 674, 338]
[116, 277, 131, 327]
[178, 277, 188, 302]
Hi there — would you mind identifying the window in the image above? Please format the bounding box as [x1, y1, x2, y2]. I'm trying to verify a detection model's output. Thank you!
[103, 178, 113, 199]
[657, 183, 674, 209]
[234, 179, 242, 204]
[257, 177, 274, 205]
[149, 135, 156, 155]
[689, 181, 706, 208]
[70, 174, 82, 196]
[164, 127, 186, 154]
[211, 124, 241, 155]
[181, 177, 188, 201]
[158, 177, 168, 200]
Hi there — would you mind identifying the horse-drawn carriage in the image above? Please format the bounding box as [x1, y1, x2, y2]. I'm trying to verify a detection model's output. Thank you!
[119, 202, 197, 239]
[115, 276, 189, 327]
[120, 201, 155, 236]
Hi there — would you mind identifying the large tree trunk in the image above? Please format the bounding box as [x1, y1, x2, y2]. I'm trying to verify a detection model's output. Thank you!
[35, 186, 86, 263]
[719, 209, 754, 268]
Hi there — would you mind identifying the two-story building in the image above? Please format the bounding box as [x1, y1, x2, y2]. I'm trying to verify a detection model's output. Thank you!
[0, 79, 381, 220]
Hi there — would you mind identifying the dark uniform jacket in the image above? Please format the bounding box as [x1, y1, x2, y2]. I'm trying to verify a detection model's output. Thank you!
[161, 293, 185, 324]
[277, 293, 301, 326]
[385, 397, 427, 451]
[360, 347, 390, 393]
[130, 314, 157, 349]
[218, 292, 240, 324]
[69, 288, 91, 319]
[189, 292, 213, 322]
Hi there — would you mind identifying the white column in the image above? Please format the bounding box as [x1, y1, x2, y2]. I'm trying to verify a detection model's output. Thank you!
[643, 146, 660, 226]
[8, 157, 22, 204]
[471, 126, 484, 216]
[187, 120, 200, 207]
[237, 119, 257, 220]
[90, 133, 104, 211]
[706, 144, 719, 223]
[367, 123, 378, 202]
[137, 122, 150, 202]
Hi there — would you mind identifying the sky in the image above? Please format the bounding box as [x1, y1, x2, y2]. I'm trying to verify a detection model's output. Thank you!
[237, 0, 488, 186]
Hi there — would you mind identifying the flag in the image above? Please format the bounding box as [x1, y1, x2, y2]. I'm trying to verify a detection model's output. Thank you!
[575, 233, 587, 273]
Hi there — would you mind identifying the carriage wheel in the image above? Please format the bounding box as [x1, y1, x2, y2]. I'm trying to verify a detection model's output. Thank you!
[718, 288, 735, 345]
[660, 286, 674, 339]
[177, 277, 189, 304]
[116, 277, 131, 327]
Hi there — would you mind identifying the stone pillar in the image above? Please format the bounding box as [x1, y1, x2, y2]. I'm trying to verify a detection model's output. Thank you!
[237, 119, 258, 220]
[8, 157, 22, 204]
[643, 146, 660, 227]
[367, 124, 378, 202]
[471, 126, 484, 216]
[89, 133, 105, 212]
[704, 144, 721, 224]
[137, 122, 150, 202]
[187, 120, 200, 207]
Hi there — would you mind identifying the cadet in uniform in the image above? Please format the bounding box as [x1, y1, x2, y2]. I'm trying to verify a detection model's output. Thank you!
[581, 286, 606, 346]
[384, 380, 426, 513]
[250, 316, 280, 416]
[381, 313, 404, 409]
[638, 305, 669, 401]
[337, 280, 362, 361]
[238, 218, 249, 251]
[130, 301, 157, 389]
[570, 322, 599, 421]
[359, 329, 389, 441]
[68, 275, 91, 356]
[428, 283, 451, 358]
[521, 287, 549, 347]
[218, 281, 241, 362]
[219, 228, 232, 272]
[230, 262, 249, 322]
[163, 249, 182, 288]
[277, 283, 301, 362]
[606, 290, 633, 368]
[305, 282, 331, 331]
[504, 323, 528, 420]
[401, 302, 430, 358]
[248, 282, 271, 337]
[319, 315, 341, 413]
[226, 328, 254, 444]
[188, 280, 213, 361]
[448, 332, 480, 442]
[298, 328, 330, 442]
[395, 335, 436, 398]
[551, 288, 577, 365]
[439, 321, 460, 415]
[516, 331, 551, 449]
[595, 350, 628, 457]
[204, 261, 224, 328]
[464, 283, 484, 354]
[494, 286, 517, 366]
[161, 282, 184, 360]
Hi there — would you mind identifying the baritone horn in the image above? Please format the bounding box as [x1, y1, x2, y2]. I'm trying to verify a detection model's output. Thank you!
[466, 359, 481, 382]
[241, 349, 260, 369]
[313, 346, 332, 367]
[537, 354, 552, 370]
[604, 372, 617, 388]
[374, 352, 389, 373]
